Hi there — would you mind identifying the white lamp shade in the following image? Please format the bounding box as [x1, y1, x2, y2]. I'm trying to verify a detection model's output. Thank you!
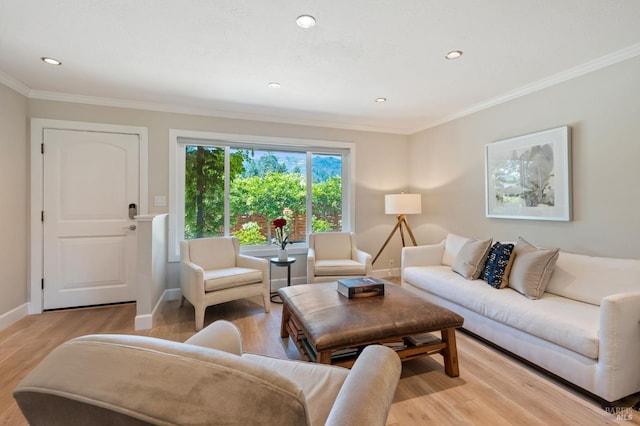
[385, 193, 422, 215]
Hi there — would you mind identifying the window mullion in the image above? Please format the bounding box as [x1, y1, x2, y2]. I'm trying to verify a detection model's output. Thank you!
[306, 152, 313, 238]
[224, 146, 230, 236]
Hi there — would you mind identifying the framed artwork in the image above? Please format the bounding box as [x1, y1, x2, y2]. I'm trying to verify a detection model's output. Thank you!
[485, 126, 572, 221]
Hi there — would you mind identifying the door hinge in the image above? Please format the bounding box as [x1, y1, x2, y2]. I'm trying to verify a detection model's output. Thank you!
[41, 211, 44, 222]
[41, 143, 44, 154]
[41, 279, 44, 290]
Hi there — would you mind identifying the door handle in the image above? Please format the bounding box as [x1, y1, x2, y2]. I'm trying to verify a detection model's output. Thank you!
[128, 203, 138, 219]
[123, 225, 137, 231]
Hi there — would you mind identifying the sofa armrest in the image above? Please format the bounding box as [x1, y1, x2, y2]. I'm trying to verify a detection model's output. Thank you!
[354, 249, 373, 275]
[401, 240, 445, 269]
[325, 345, 401, 426]
[237, 254, 269, 284]
[307, 247, 316, 280]
[237, 254, 267, 271]
[597, 291, 640, 401]
[184, 320, 243, 355]
[180, 260, 205, 302]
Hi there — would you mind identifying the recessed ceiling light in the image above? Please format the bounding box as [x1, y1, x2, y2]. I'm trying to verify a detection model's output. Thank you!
[296, 15, 316, 28]
[445, 50, 463, 60]
[268, 82, 281, 88]
[41, 57, 62, 65]
[375, 97, 387, 103]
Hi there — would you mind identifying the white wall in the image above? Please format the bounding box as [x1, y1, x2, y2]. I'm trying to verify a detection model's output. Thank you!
[26, 100, 411, 287]
[135, 214, 169, 330]
[0, 83, 28, 328]
[9, 52, 636, 326]
[409, 56, 640, 258]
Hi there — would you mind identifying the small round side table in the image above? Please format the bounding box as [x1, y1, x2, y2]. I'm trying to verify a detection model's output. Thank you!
[269, 257, 296, 303]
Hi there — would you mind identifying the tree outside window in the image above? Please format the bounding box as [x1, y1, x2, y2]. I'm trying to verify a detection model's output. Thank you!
[184, 146, 343, 245]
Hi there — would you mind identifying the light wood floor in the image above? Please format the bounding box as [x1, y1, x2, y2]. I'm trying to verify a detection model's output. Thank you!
[1, 297, 638, 425]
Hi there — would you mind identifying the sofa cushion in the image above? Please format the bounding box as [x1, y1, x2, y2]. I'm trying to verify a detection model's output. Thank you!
[403, 266, 599, 359]
[442, 233, 469, 266]
[243, 354, 349, 426]
[546, 252, 640, 306]
[452, 238, 493, 279]
[481, 242, 515, 289]
[204, 267, 263, 291]
[314, 259, 365, 276]
[509, 237, 559, 299]
[313, 233, 352, 260]
[188, 237, 236, 270]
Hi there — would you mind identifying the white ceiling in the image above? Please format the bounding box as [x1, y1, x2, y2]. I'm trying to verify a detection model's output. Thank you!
[1, 0, 640, 134]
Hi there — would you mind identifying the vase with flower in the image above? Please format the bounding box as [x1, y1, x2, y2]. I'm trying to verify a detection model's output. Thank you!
[272, 217, 291, 261]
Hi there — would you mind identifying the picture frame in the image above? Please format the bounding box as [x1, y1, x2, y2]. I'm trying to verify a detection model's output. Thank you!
[485, 126, 572, 221]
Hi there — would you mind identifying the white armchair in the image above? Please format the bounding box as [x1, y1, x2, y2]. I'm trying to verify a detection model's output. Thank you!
[307, 232, 373, 283]
[180, 237, 270, 330]
[15, 321, 402, 425]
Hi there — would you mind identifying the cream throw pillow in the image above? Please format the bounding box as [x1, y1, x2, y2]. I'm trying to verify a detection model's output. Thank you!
[509, 237, 560, 299]
[442, 233, 469, 266]
[452, 238, 493, 280]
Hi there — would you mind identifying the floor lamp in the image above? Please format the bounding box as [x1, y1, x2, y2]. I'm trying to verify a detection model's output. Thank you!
[372, 193, 422, 265]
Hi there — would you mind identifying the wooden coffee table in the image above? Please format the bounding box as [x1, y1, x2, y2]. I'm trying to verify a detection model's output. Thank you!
[279, 281, 464, 377]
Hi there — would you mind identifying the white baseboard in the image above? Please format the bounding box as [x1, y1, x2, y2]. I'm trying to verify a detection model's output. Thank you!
[0, 303, 28, 331]
[134, 313, 153, 330]
[134, 288, 182, 330]
[269, 277, 309, 292]
[372, 268, 398, 279]
[165, 288, 181, 301]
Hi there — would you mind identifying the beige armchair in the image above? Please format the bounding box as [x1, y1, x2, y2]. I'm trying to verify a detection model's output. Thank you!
[14, 320, 402, 426]
[307, 232, 373, 283]
[180, 237, 270, 330]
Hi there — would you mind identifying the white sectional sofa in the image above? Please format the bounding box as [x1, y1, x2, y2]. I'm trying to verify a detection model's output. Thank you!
[401, 234, 640, 403]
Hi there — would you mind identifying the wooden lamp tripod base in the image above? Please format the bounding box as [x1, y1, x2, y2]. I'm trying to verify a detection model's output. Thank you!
[372, 214, 418, 265]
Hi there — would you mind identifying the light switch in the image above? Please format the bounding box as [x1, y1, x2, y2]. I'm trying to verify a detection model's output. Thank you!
[154, 195, 167, 207]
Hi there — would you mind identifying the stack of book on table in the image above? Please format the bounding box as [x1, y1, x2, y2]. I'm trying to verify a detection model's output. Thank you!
[330, 347, 361, 362]
[302, 343, 362, 363]
[406, 332, 441, 347]
[380, 338, 406, 351]
[337, 277, 385, 299]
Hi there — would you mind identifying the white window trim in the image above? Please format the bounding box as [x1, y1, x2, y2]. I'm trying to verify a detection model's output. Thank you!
[169, 129, 356, 262]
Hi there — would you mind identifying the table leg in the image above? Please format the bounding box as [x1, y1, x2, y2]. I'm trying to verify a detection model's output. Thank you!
[441, 327, 460, 377]
[317, 350, 332, 364]
[280, 303, 291, 338]
[269, 262, 274, 294]
[270, 262, 283, 303]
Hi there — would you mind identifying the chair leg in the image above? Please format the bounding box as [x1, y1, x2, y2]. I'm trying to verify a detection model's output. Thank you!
[179, 295, 186, 307]
[195, 308, 205, 331]
[262, 294, 271, 313]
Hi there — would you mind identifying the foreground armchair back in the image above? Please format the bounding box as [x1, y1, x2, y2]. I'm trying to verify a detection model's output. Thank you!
[307, 232, 373, 283]
[180, 237, 270, 330]
[14, 321, 401, 426]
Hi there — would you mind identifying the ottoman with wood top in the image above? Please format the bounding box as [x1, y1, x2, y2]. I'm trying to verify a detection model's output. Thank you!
[279, 281, 464, 377]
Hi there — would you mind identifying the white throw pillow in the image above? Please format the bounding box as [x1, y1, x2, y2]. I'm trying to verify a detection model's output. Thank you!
[452, 238, 493, 280]
[442, 233, 470, 266]
[509, 237, 559, 299]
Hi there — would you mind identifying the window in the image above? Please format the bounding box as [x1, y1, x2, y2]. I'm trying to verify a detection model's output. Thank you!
[169, 130, 355, 261]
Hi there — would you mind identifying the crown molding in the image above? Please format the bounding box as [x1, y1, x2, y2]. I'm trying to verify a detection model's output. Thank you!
[411, 42, 640, 134]
[0, 70, 31, 97]
[10, 42, 640, 136]
[27, 90, 411, 135]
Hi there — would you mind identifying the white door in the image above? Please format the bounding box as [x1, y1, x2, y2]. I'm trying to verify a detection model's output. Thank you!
[43, 129, 139, 310]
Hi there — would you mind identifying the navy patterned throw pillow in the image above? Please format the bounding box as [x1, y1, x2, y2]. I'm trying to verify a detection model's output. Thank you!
[481, 242, 515, 289]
